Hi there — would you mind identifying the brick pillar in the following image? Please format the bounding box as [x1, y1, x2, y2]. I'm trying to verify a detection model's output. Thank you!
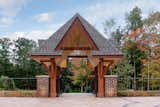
[104, 75, 117, 97]
[36, 75, 49, 97]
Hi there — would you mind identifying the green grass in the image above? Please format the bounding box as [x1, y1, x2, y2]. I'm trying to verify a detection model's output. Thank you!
[118, 90, 160, 96]
[0, 90, 36, 97]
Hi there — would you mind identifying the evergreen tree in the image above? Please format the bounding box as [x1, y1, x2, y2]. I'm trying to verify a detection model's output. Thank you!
[126, 6, 143, 31]
[0, 38, 13, 76]
[13, 38, 45, 77]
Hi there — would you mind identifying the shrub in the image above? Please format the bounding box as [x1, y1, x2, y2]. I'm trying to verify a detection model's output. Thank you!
[0, 76, 16, 90]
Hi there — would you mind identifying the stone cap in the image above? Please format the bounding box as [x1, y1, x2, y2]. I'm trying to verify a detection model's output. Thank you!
[104, 75, 117, 78]
[36, 75, 49, 78]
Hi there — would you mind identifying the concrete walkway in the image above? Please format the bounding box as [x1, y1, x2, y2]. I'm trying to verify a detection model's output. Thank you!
[0, 93, 160, 107]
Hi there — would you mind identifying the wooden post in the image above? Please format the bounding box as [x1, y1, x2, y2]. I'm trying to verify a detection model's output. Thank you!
[97, 58, 105, 97]
[56, 66, 61, 97]
[50, 60, 57, 97]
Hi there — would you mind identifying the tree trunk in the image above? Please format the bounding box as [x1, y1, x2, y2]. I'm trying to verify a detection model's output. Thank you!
[81, 86, 83, 93]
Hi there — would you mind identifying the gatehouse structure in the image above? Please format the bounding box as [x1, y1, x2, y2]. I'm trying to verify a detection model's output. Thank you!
[31, 13, 123, 97]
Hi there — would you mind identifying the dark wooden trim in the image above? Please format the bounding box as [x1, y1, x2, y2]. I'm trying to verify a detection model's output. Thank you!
[68, 55, 88, 58]
[31, 54, 123, 57]
[31, 55, 61, 58]
[93, 55, 123, 58]
[59, 47, 94, 50]
[31, 54, 123, 60]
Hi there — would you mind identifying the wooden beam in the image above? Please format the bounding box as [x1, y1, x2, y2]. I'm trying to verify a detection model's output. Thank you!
[97, 58, 105, 97]
[93, 55, 123, 58]
[31, 55, 60, 59]
[40, 62, 52, 76]
[59, 47, 93, 50]
[31, 54, 123, 59]
[56, 51, 71, 66]
[49, 59, 57, 97]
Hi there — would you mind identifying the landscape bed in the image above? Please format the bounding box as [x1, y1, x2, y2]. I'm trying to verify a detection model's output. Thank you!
[0, 90, 160, 97]
[118, 90, 160, 97]
[0, 90, 36, 97]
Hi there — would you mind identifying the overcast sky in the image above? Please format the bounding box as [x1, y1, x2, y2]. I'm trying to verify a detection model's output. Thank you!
[0, 0, 160, 41]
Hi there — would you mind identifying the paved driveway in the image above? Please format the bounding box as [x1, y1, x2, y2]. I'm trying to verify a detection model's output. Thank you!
[0, 93, 160, 107]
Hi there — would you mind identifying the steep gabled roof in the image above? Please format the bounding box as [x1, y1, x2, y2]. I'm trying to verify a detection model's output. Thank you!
[32, 13, 122, 56]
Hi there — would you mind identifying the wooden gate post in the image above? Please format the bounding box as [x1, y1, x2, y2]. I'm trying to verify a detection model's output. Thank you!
[97, 58, 105, 97]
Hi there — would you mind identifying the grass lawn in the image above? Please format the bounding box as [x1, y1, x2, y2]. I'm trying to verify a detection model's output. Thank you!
[118, 90, 160, 96]
[0, 90, 36, 97]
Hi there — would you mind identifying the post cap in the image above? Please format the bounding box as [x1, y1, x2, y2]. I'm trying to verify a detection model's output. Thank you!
[36, 75, 49, 78]
[104, 75, 117, 78]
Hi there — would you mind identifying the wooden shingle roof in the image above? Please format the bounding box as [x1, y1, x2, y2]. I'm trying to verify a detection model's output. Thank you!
[32, 13, 122, 56]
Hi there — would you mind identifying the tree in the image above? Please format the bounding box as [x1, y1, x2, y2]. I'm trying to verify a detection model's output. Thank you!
[123, 6, 146, 79]
[103, 19, 123, 44]
[61, 68, 73, 93]
[142, 12, 160, 59]
[112, 26, 123, 44]
[139, 12, 160, 90]
[123, 11, 160, 90]
[103, 18, 116, 38]
[112, 59, 134, 90]
[13, 38, 45, 77]
[122, 38, 146, 90]
[13, 38, 36, 65]
[70, 59, 92, 92]
[123, 41, 146, 76]
[141, 61, 160, 90]
[144, 11, 160, 34]
[0, 38, 13, 76]
[112, 59, 134, 78]
[126, 6, 143, 31]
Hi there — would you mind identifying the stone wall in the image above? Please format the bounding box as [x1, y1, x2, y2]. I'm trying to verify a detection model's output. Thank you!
[104, 75, 117, 97]
[36, 75, 49, 97]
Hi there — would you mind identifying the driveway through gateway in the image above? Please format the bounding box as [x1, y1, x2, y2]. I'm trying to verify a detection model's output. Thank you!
[0, 94, 160, 107]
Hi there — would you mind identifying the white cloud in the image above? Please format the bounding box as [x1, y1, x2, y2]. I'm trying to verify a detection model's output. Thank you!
[0, 0, 30, 26]
[1, 30, 53, 41]
[1, 22, 61, 41]
[0, 17, 14, 26]
[80, 0, 160, 38]
[34, 12, 55, 23]
[83, 1, 132, 25]
[79, 1, 133, 38]
[83, 0, 160, 25]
